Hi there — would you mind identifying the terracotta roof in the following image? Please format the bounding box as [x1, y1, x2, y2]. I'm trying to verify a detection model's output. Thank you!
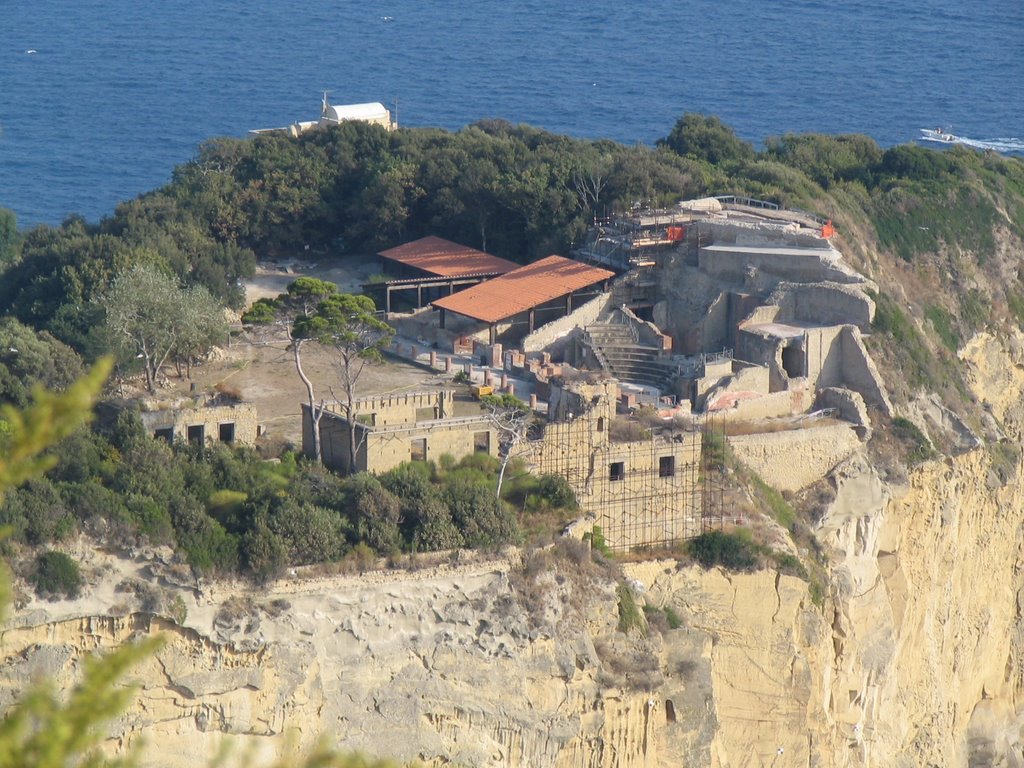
[379, 236, 519, 278]
[431, 256, 614, 323]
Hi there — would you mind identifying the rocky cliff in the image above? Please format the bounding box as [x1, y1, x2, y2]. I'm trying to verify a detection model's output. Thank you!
[6, 337, 1024, 766]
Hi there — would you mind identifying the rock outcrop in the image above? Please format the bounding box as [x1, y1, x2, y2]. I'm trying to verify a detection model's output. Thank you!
[7, 333, 1024, 767]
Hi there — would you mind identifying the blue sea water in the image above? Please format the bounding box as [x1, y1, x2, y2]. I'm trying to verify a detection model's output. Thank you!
[1, 0, 1022, 227]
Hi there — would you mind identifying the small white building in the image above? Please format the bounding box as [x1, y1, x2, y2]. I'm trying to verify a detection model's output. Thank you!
[250, 93, 396, 137]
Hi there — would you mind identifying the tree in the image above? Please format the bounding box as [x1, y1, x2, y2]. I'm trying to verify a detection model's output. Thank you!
[103, 264, 225, 392]
[294, 293, 394, 472]
[479, 393, 533, 500]
[0, 207, 18, 266]
[241, 277, 339, 463]
[0, 318, 85, 407]
[658, 113, 755, 166]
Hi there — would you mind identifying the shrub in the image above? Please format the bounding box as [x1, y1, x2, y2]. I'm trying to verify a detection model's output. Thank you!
[444, 476, 519, 548]
[616, 582, 647, 635]
[892, 416, 937, 465]
[687, 529, 760, 571]
[345, 473, 403, 554]
[31, 551, 83, 599]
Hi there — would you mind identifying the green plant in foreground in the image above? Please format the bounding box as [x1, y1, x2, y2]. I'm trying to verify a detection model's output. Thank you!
[0, 363, 400, 768]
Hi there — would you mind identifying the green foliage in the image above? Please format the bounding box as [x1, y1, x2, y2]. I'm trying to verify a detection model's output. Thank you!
[616, 582, 647, 635]
[0, 358, 112, 493]
[892, 417, 938, 465]
[749, 474, 797, 529]
[584, 525, 611, 557]
[659, 113, 755, 166]
[103, 264, 226, 391]
[0, 207, 18, 266]
[687, 529, 760, 571]
[663, 605, 683, 630]
[0, 318, 85, 407]
[924, 304, 959, 352]
[30, 550, 83, 599]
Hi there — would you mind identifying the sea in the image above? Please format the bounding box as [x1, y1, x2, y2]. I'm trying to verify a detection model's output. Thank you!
[1, 0, 1022, 228]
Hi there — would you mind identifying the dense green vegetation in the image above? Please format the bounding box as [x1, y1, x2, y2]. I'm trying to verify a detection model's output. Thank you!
[1, 111, 1023, 579]
[2, 113, 1023, 377]
[0, 413, 578, 581]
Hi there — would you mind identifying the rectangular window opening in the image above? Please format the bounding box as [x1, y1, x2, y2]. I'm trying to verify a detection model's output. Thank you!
[219, 422, 236, 443]
[609, 461, 625, 482]
[659, 455, 675, 478]
[474, 431, 490, 453]
[411, 437, 427, 462]
[154, 427, 174, 444]
[187, 425, 205, 445]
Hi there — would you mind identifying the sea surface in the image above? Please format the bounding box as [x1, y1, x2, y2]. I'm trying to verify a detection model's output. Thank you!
[1, 0, 1022, 227]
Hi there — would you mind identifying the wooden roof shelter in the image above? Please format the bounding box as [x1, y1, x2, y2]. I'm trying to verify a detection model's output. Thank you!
[374, 236, 520, 312]
[431, 255, 614, 342]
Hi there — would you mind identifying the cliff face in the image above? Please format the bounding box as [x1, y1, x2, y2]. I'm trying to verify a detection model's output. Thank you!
[5, 334, 1024, 767]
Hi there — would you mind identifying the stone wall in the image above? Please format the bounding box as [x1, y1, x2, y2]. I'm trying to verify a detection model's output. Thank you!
[836, 326, 894, 415]
[727, 423, 861, 492]
[774, 280, 875, 329]
[304, 392, 496, 474]
[707, 384, 813, 421]
[521, 292, 610, 354]
[139, 402, 259, 446]
[523, 381, 702, 549]
[699, 244, 863, 286]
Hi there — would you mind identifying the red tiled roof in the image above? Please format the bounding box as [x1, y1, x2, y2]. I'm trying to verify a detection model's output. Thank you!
[431, 256, 614, 323]
[378, 236, 519, 278]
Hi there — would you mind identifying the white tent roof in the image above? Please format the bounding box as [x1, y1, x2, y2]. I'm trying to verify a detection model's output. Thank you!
[322, 102, 390, 122]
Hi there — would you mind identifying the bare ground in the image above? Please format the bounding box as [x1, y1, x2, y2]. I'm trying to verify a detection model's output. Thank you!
[155, 256, 439, 447]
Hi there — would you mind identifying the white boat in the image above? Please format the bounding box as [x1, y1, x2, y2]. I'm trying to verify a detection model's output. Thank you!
[920, 127, 958, 144]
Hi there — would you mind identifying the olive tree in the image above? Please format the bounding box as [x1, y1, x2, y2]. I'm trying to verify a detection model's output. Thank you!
[103, 264, 226, 392]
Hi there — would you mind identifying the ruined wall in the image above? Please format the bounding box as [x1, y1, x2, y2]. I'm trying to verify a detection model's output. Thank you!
[362, 420, 496, 472]
[804, 324, 847, 387]
[837, 326, 894, 415]
[706, 383, 813, 421]
[727, 423, 861, 492]
[775, 281, 875, 329]
[521, 292, 610, 354]
[699, 244, 863, 286]
[524, 382, 702, 549]
[305, 397, 496, 474]
[140, 402, 259, 446]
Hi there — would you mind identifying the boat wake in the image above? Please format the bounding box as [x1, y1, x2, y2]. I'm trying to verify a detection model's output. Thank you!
[920, 128, 1024, 154]
[954, 136, 1024, 154]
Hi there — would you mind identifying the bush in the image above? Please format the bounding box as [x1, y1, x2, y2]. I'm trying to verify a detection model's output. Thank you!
[616, 582, 647, 635]
[687, 529, 760, 571]
[31, 551, 83, 599]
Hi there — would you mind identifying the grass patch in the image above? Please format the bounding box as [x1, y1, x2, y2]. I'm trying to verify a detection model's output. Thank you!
[924, 304, 959, 352]
[749, 474, 796, 529]
[892, 417, 937, 466]
[616, 582, 647, 635]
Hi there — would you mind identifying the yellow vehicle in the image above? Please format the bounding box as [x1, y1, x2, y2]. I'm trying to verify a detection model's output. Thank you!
[470, 384, 493, 399]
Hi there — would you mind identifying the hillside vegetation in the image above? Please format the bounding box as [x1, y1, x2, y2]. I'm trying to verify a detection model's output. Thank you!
[1, 114, 1023, 577]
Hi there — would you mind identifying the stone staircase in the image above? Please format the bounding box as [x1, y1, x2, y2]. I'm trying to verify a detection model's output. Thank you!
[582, 321, 676, 390]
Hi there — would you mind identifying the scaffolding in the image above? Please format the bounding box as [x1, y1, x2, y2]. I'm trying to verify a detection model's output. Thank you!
[525, 408, 703, 551]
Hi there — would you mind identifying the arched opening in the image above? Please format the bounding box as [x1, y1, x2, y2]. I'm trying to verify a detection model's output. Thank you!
[665, 699, 676, 724]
